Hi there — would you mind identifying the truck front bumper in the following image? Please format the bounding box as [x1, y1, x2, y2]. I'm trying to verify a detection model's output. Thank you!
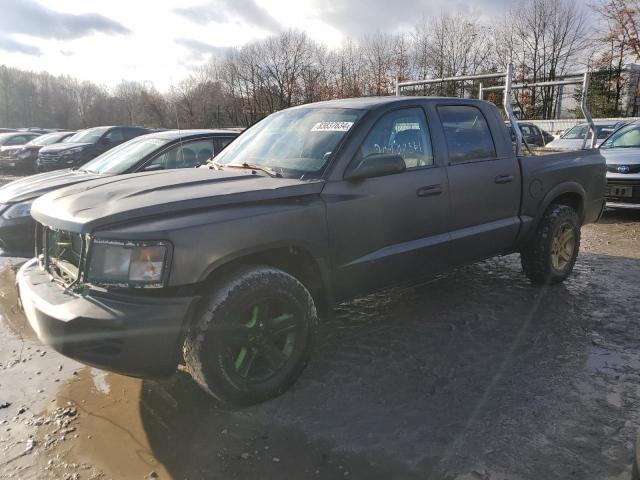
[17, 259, 200, 378]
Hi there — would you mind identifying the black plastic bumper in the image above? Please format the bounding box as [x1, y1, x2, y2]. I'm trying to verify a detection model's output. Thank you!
[17, 259, 200, 378]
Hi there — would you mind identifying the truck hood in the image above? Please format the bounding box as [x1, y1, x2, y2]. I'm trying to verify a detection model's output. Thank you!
[545, 138, 604, 150]
[32, 168, 325, 233]
[0, 169, 108, 204]
[39, 142, 92, 153]
[599, 147, 640, 165]
[0, 145, 22, 153]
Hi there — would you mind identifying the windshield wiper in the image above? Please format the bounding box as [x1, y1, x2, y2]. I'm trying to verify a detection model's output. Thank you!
[218, 162, 282, 178]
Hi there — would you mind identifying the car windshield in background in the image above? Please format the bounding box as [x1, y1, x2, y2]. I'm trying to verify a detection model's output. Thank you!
[27, 132, 68, 146]
[81, 137, 170, 174]
[66, 127, 109, 144]
[562, 124, 617, 140]
[0, 133, 19, 145]
[214, 107, 365, 179]
[600, 123, 640, 149]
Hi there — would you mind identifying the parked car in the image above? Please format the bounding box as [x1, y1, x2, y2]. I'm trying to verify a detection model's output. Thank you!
[0, 131, 42, 151]
[545, 121, 626, 150]
[17, 97, 605, 405]
[508, 121, 554, 147]
[36, 126, 149, 172]
[0, 128, 16, 133]
[598, 120, 640, 209]
[0, 129, 237, 256]
[0, 131, 75, 172]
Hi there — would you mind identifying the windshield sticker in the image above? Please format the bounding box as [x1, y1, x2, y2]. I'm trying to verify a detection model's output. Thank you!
[311, 122, 354, 132]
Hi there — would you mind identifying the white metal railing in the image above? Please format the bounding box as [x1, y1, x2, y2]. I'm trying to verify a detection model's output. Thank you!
[396, 65, 598, 153]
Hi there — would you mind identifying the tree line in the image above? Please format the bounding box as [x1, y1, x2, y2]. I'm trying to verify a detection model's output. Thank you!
[1, 0, 639, 130]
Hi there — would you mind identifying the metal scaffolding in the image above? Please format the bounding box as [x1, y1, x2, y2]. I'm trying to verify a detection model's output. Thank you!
[396, 65, 597, 154]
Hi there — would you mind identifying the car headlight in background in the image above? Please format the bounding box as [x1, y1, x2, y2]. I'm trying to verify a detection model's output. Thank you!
[61, 147, 84, 156]
[87, 239, 170, 287]
[17, 150, 32, 160]
[1, 200, 34, 220]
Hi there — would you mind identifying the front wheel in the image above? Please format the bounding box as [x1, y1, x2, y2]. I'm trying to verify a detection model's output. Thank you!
[521, 204, 581, 285]
[183, 266, 318, 406]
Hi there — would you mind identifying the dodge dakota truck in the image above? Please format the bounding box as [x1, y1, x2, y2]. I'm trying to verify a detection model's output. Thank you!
[17, 96, 606, 405]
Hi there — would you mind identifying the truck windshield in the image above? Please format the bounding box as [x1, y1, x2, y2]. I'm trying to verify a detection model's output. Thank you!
[562, 124, 617, 140]
[600, 123, 640, 149]
[81, 137, 169, 174]
[214, 107, 365, 179]
[26, 132, 70, 146]
[66, 127, 110, 144]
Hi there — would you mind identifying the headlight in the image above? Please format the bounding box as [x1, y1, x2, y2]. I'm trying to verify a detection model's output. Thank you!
[17, 150, 32, 160]
[1, 200, 34, 220]
[87, 239, 170, 287]
[61, 147, 84, 156]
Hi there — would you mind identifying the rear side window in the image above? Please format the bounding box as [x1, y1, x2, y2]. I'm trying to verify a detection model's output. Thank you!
[438, 105, 496, 163]
[124, 128, 145, 140]
[105, 128, 125, 143]
[214, 136, 235, 155]
[149, 138, 214, 169]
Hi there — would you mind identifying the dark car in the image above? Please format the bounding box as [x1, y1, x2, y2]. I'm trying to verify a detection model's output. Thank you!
[17, 97, 606, 406]
[508, 122, 554, 147]
[17, 128, 57, 135]
[0, 129, 237, 256]
[0, 131, 75, 172]
[36, 126, 149, 172]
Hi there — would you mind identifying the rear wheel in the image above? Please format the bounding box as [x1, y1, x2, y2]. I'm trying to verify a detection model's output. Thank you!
[521, 204, 581, 285]
[183, 266, 318, 406]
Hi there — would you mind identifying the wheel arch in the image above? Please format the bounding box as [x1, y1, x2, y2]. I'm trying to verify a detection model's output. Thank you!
[198, 245, 332, 318]
[538, 182, 586, 223]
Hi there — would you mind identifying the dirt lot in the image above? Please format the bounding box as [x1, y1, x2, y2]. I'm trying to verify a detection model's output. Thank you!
[0, 204, 639, 480]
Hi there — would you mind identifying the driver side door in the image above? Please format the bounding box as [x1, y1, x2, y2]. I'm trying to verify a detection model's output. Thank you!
[323, 106, 451, 300]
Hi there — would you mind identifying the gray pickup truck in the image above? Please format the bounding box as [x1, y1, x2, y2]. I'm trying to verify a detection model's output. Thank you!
[17, 97, 606, 405]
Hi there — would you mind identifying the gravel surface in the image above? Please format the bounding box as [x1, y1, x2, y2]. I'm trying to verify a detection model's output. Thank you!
[0, 205, 638, 480]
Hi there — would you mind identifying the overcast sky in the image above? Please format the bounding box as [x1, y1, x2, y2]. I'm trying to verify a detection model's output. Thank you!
[0, 0, 516, 90]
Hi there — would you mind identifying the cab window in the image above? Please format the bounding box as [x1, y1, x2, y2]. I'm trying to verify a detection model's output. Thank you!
[359, 107, 433, 169]
[438, 105, 496, 163]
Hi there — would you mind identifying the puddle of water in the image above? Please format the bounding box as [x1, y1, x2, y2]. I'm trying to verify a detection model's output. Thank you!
[48, 368, 168, 479]
[0, 261, 34, 339]
[90, 369, 110, 395]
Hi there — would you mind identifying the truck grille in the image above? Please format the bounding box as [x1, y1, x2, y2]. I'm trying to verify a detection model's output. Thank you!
[38, 152, 61, 164]
[607, 164, 640, 174]
[42, 226, 84, 285]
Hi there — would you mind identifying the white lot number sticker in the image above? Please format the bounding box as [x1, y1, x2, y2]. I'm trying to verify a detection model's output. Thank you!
[311, 121, 354, 132]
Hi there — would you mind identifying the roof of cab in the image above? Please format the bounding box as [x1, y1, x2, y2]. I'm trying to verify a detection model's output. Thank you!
[289, 96, 489, 110]
[139, 129, 240, 141]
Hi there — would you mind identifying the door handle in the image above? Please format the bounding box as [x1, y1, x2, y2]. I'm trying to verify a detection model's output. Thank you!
[416, 184, 443, 197]
[495, 174, 514, 184]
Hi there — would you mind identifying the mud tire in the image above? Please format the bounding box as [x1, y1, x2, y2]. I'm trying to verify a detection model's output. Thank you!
[183, 266, 318, 406]
[521, 204, 581, 285]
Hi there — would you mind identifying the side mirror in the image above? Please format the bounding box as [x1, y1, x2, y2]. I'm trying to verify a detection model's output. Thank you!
[101, 137, 112, 146]
[143, 163, 164, 172]
[344, 153, 406, 181]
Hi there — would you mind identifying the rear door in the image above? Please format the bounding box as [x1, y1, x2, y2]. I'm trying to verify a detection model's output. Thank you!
[323, 106, 451, 300]
[438, 104, 521, 263]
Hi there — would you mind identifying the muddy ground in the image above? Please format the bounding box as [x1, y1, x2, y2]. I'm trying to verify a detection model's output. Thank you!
[0, 204, 639, 479]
